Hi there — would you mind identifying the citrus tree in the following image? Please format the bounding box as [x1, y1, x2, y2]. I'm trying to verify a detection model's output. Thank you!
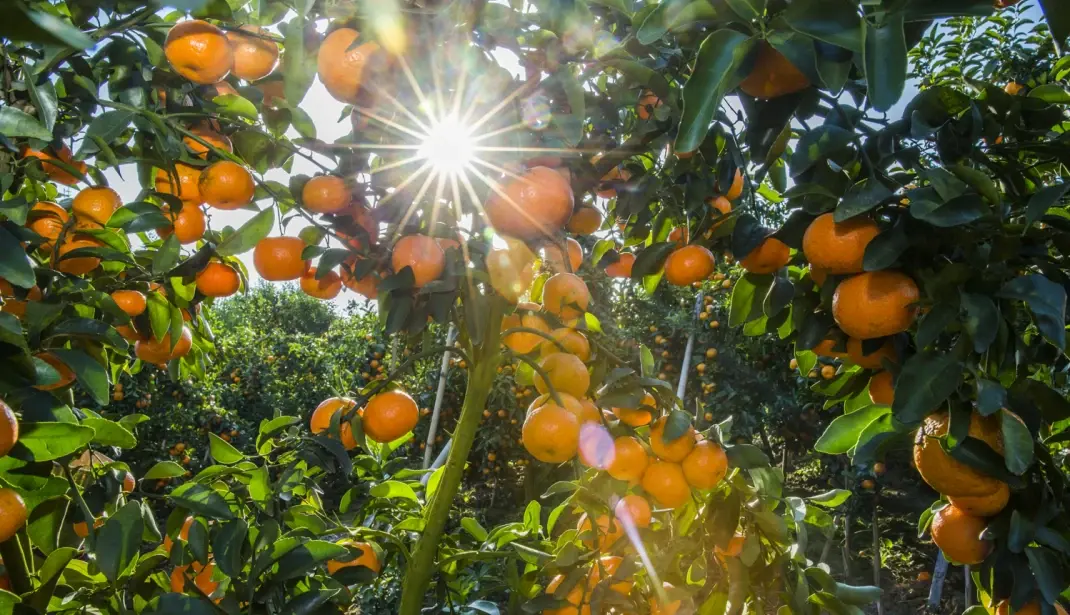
[2, 0, 1068, 614]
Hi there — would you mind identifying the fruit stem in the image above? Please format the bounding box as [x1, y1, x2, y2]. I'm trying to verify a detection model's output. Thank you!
[397, 301, 504, 615]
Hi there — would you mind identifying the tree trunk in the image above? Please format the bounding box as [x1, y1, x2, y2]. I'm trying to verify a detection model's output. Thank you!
[872, 505, 883, 615]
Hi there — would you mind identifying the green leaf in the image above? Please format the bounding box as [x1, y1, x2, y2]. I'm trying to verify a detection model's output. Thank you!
[675, 29, 755, 154]
[95, 502, 143, 582]
[169, 483, 235, 519]
[910, 194, 988, 227]
[808, 489, 852, 508]
[461, 517, 489, 542]
[835, 178, 893, 222]
[274, 541, 349, 581]
[208, 433, 244, 464]
[1039, 0, 1070, 51]
[12, 3, 93, 48]
[369, 480, 419, 502]
[281, 15, 314, 107]
[729, 274, 772, 326]
[0, 313, 28, 351]
[1024, 183, 1069, 228]
[789, 125, 854, 177]
[1001, 411, 1033, 475]
[782, 0, 863, 53]
[51, 349, 109, 405]
[25, 73, 57, 134]
[815, 406, 889, 454]
[636, 0, 721, 46]
[863, 219, 909, 271]
[998, 275, 1067, 351]
[9, 421, 92, 462]
[146, 291, 171, 342]
[212, 519, 248, 578]
[82, 417, 136, 448]
[1025, 546, 1065, 605]
[0, 105, 53, 140]
[152, 235, 181, 275]
[891, 353, 962, 424]
[976, 379, 1007, 416]
[214, 94, 259, 120]
[961, 292, 998, 353]
[216, 207, 275, 256]
[144, 461, 187, 479]
[0, 225, 36, 288]
[156, 594, 218, 615]
[863, 13, 907, 112]
[724, 0, 761, 20]
[552, 69, 585, 146]
[84, 110, 134, 146]
[630, 242, 675, 278]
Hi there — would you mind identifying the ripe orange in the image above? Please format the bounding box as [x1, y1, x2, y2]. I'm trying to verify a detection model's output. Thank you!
[74, 517, 104, 538]
[391, 235, 445, 288]
[158, 203, 206, 245]
[122, 472, 135, 493]
[613, 392, 655, 427]
[0, 399, 18, 457]
[802, 213, 880, 275]
[170, 561, 218, 597]
[310, 396, 359, 450]
[948, 483, 1010, 517]
[327, 540, 381, 575]
[301, 268, 342, 300]
[544, 573, 589, 615]
[484, 166, 574, 240]
[649, 581, 683, 615]
[199, 161, 255, 210]
[55, 236, 103, 275]
[1003, 81, 1024, 95]
[155, 164, 204, 206]
[604, 252, 635, 278]
[606, 436, 650, 483]
[543, 238, 583, 273]
[914, 412, 1005, 497]
[739, 237, 790, 274]
[810, 265, 829, 287]
[567, 207, 602, 235]
[255, 79, 284, 107]
[868, 370, 894, 405]
[501, 302, 550, 354]
[663, 245, 715, 286]
[341, 262, 380, 299]
[486, 239, 536, 302]
[577, 513, 623, 551]
[682, 440, 728, 490]
[21, 145, 87, 186]
[26, 201, 69, 249]
[930, 504, 991, 565]
[716, 532, 745, 558]
[996, 601, 1070, 615]
[649, 416, 696, 462]
[587, 555, 634, 596]
[195, 262, 241, 298]
[302, 175, 352, 214]
[641, 460, 690, 508]
[134, 327, 193, 365]
[739, 42, 810, 99]
[542, 273, 590, 320]
[254, 236, 310, 281]
[164, 20, 233, 84]
[614, 493, 652, 528]
[226, 25, 279, 81]
[362, 390, 419, 443]
[34, 352, 75, 390]
[708, 196, 733, 228]
[317, 28, 383, 104]
[812, 338, 847, 358]
[846, 337, 896, 370]
[668, 226, 689, 247]
[111, 290, 147, 317]
[0, 488, 27, 542]
[534, 352, 590, 399]
[522, 402, 580, 463]
[832, 271, 920, 339]
[722, 169, 744, 201]
[540, 328, 590, 362]
[72, 186, 122, 226]
[182, 127, 233, 159]
[596, 163, 631, 198]
[637, 89, 663, 120]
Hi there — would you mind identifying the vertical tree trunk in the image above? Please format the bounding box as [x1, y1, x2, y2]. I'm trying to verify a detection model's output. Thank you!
[872, 505, 883, 615]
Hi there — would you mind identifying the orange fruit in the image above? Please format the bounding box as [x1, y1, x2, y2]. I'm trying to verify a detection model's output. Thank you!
[614, 493, 652, 528]
[155, 164, 204, 206]
[596, 163, 631, 198]
[812, 338, 847, 358]
[846, 337, 896, 370]
[716, 533, 745, 558]
[341, 264, 379, 299]
[0, 488, 27, 542]
[302, 176, 352, 214]
[948, 483, 1010, 517]
[1003, 81, 1024, 95]
[613, 392, 655, 427]
[199, 161, 255, 210]
[111, 290, 147, 317]
[73, 517, 104, 538]
[255, 79, 284, 108]
[182, 127, 233, 159]
[391, 235, 445, 288]
[134, 327, 193, 365]
[534, 352, 590, 399]
[739, 237, 790, 274]
[310, 396, 359, 450]
[721, 169, 744, 201]
[254, 236, 310, 281]
[663, 245, 715, 286]
[649, 581, 683, 615]
[668, 226, 689, 247]
[72, 186, 122, 226]
[532, 393, 597, 426]
[606, 436, 650, 483]
[326, 540, 381, 575]
[544, 572, 591, 615]
[226, 25, 279, 81]
[540, 328, 590, 362]
[486, 239, 536, 302]
[122, 472, 135, 493]
[567, 207, 602, 235]
[522, 402, 580, 463]
[637, 89, 663, 120]
[604, 252, 635, 278]
[158, 203, 206, 245]
[649, 416, 696, 462]
[317, 28, 384, 104]
[170, 561, 219, 596]
[21, 145, 87, 186]
[868, 370, 894, 405]
[577, 513, 623, 551]
[802, 213, 880, 275]
[484, 166, 574, 240]
[707, 196, 733, 222]
[588, 555, 634, 595]
[832, 271, 920, 339]
[739, 42, 810, 99]
[26, 201, 69, 249]
[996, 601, 1070, 615]
[0, 399, 18, 458]
[930, 504, 991, 565]
[640, 460, 690, 508]
[542, 273, 590, 320]
[362, 390, 419, 443]
[501, 302, 550, 354]
[682, 440, 728, 490]
[34, 352, 75, 390]
[301, 268, 342, 300]
[195, 262, 241, 298]
[810, 265, 829, 287]
[164, 20, 233, 84]
[543, 238, 583, 273]
[914, 412, 1004, 498]
[55, 236, 103, 275]
[821, 364, 836, 379]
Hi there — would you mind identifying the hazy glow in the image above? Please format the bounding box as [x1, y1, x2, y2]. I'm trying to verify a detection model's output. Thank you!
[418, 116, 475, 176]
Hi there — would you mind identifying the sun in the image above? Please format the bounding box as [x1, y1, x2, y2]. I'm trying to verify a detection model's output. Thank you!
[417, 115, 475, 176]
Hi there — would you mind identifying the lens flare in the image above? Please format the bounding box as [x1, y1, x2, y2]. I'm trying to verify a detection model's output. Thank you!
[417, 116, 475, 176]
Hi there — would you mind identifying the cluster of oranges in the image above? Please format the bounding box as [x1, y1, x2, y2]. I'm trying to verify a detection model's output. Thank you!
[309, 389, 420, 451]
[0, 399, 27, 579]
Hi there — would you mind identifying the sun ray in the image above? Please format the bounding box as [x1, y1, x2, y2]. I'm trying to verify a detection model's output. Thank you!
[464, 161, 560, 241]
[449, 47, 471, 123]
[393, 166, 442, 235]
[363, 83, 434, 135]
[376, 160, 435, 208]
[398, 54, 440, 127]
[343, 143, 422, 152]
[366, 153, 427, 176]
[427, 36, 449, 122]
[468, 156, 527, 183]
[353, 105, 429, 141]
[463, 79, 538, 134]
[427, 166, 449, 231]
[467, 121, 532, 143]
